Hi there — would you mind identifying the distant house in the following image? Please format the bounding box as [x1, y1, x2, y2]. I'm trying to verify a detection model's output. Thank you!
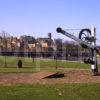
[19, 35, 36, 52]
[35, 33, 54, 57]
[0, 33, 55, 57]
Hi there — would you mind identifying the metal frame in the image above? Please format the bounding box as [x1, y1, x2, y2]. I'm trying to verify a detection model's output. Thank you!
[56, 27, 98, 75]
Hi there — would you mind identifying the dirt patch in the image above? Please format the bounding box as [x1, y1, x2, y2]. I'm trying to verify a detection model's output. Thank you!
[0, 69, 100, 85]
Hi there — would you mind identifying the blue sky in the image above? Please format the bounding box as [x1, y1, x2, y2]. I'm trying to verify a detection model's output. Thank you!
[0, 0, 100, 44]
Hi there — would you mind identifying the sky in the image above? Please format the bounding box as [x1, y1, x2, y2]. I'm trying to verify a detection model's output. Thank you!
[0, 0, 100, 44]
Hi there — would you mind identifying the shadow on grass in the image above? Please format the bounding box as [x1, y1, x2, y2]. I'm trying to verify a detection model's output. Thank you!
[44, 72, 65, 79]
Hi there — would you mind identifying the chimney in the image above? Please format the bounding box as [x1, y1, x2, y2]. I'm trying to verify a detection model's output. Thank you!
[48, 33, 52, 39]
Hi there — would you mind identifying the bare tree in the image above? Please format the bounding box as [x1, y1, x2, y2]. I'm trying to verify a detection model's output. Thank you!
[0, 31, 11, 67]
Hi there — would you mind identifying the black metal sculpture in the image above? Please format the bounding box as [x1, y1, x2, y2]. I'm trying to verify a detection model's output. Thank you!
[56, 27, 99, 75]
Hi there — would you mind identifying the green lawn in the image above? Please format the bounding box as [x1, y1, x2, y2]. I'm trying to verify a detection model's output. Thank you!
[0, 56, 93, 72]
[0, 56, 99, 72]
[0, 56, 100, 100]
[0, 84, 100, 100]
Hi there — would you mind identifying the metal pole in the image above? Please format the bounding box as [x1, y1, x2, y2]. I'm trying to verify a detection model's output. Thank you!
[91, 27, 98, 75]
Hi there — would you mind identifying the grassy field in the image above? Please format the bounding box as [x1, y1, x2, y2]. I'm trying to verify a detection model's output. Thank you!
[0, 56, 100, 100]
[0, 56, 92, 72]
[0, 84, 100, 100]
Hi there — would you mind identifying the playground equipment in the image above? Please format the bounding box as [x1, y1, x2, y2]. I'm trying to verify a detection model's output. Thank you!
[56, 27, 99, 75]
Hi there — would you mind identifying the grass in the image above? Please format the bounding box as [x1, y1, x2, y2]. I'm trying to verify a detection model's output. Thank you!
[1, 56, 100, 72]
[0, 56, 99, 72]
[0, 83, 100, 100]
[0, 56, 100, 100]
[0, 67, 35, 73]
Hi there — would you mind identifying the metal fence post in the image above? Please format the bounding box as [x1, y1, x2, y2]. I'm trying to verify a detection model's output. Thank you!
[91, 27, 98, 75]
